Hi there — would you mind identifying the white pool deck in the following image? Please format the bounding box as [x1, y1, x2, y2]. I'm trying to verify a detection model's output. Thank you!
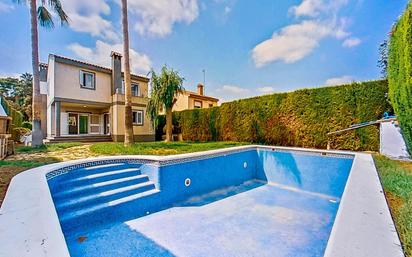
[0, 145, 405, 257]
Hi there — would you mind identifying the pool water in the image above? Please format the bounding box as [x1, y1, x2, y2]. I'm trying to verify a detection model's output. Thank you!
[47, 148, 353, 257]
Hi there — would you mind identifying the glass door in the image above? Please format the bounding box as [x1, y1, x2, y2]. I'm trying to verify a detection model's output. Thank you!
[68, 113, 78, 135]
[79, 115, 88, 134]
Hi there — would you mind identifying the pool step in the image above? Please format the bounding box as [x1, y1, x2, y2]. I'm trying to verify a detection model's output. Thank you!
[53, 174, 150, 201]
[48, 163, 142, 190]
[49, 161, 161, 233]
[58, 168, 142, 190]
[60, 188, 161, 233]
[56, 181, 156, 213]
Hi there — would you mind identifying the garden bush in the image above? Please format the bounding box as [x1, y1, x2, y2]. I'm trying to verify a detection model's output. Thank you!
[1, 96, 23, 127]
[11, 127, 30, 142]
[165, 80, 391, 151]
[388, 1, 412, 154]
[21, 121, 32, 130]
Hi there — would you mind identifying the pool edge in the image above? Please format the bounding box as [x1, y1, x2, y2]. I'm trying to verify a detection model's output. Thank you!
[0, 145, 404, 257]
[324, 153, 404, 257]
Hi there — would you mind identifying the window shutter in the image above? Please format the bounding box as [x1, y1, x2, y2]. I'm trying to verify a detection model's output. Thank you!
[138, 111, 142, 124]
[79, 71, 84, 86]
[132, 111, 137, 124]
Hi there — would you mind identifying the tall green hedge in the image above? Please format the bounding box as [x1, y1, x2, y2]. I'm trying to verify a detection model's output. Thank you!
[388, 2, 412, 153]
[162, 80, 391, 151]
[1, 96, 23, 127]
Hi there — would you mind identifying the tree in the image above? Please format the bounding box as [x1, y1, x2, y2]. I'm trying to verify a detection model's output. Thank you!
[378, 40, 388, 78]
[147, 66, 184, 142]
[0, 77, 19, 96]
[15, 0, 68, 147]
[0, 73, 33, 120]
[120, 0, 134, 146]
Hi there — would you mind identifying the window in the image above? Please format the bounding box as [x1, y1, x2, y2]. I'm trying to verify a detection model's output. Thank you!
[194, 100, 202, 108]
[209, 103, 213, 108]
[121, 81, 140, 96]
[132, 84, 139, 96]
[80, 70, 95, 89]
[132, 110, 143, 125]
[89, 114, 100, 134]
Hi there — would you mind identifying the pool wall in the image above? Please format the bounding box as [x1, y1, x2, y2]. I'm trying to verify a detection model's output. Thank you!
[153, 150, 258, 204]
[256, 150, 353, 198]
[0, 145, 405, 257]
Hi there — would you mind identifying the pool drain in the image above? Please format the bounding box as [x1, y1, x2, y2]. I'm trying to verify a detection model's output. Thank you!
[184, 178, 191, 187]
[243, 162, 248, 168]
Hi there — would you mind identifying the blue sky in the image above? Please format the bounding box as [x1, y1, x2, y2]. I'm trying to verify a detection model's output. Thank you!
[0, 0, 408, 101]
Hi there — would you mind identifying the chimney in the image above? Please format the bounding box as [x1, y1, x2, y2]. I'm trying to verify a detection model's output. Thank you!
[197, 83, 204, 96]
[39, 63, 48, 82]
[111, 51, 122, 94]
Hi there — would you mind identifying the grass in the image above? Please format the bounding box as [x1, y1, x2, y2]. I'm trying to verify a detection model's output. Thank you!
[89, 141, 248, 156]
[1, 143, 83, 206]
[15, 142, 82, 153]
[0, 159, 58, 168]
[373, 155, 412, 257]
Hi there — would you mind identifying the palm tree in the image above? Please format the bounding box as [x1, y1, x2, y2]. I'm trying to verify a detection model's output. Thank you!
[16, 0, 68, 147]
[147, 66, 184, 142]
[120, 0, 134, 146]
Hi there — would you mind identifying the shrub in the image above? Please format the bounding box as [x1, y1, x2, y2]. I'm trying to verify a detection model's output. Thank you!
[21, 121, 32, 130]
[162, 80, 391, 151]
[11, 127, 30, 142]
[388, 2, 412, 154]
[1, 96, 23, 127]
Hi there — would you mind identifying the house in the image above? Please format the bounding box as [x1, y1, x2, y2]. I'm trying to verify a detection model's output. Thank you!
[40, 52, 155, 142]
[172, 83, 219, 111]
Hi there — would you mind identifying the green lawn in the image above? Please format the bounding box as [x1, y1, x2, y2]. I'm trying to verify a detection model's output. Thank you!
[373, 155, 412, 257]
[15, 142, 82, 153]
[89, 141, 248, 156]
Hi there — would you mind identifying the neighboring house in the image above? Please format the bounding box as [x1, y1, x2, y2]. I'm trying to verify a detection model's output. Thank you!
[40, 52, 155, 142]
[173, 83, 219, 111]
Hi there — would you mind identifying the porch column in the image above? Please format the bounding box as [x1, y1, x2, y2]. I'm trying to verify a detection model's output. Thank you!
[55, 101, 61, 137]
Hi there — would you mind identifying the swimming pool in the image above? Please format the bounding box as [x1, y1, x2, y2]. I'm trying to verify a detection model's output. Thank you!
[0, 146, 404, 257]
[46, 147, 353, 257]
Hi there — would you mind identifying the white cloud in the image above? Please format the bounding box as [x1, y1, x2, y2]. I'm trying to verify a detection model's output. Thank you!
[68, 14, 117, 41]
[252, 20, 346, 66]
[127, 0, 199, 37]
[0, 71, 19, 78]
[224, 6, 232, 15]
[0, 2, 14, 12]
[257, 87, 274, 94]
[252, 0, 358, 67]
[289, 0, 323, 17]
[213, 85, 276, 102]
[61, 0, 117, 40]
[68, 40, 152, 74]
[342, 37, 361, 48]
[289, 0, 348, 18]
[214, 85, 251, 102]
[325, 75, 354, 85]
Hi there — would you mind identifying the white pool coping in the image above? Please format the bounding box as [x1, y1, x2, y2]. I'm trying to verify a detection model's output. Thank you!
[0, 145, 405, 257]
